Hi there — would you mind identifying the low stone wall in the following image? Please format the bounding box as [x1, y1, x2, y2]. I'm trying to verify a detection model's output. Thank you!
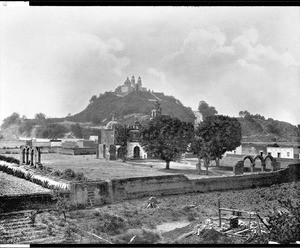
[0, 161, 70, 191]
[58, 147, 96, 155]
[70, 163, 300, 206]
[69, 180, 110, 206]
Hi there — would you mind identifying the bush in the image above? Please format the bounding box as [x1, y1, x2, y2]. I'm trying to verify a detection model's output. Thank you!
[62, 169, 76, 180]
[52, 170, 63, 177]
[266, 198, 300, 243]
[74, 172, 87, 181]
[0, 155, 20, 164]
[63, 223, 78, 243]
[95, 213, 128, 235]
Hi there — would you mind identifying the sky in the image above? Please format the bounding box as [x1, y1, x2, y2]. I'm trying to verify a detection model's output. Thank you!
[1, 4, 300, 125]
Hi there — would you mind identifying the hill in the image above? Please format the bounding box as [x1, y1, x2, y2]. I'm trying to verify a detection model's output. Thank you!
[68, 90, 196, 126]
[238, 114, 299, 142]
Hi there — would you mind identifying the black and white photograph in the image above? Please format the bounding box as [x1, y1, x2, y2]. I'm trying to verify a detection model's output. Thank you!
[0, 3, 300, 245]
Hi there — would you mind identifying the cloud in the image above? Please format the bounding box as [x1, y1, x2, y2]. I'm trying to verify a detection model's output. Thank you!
[1, 28, 130, 119]
[161, 25, 300, 123]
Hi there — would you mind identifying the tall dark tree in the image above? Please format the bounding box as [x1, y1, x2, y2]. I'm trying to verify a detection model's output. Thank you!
[198, 101, 218, 120]
[35, 113, 46, 125]
[141, 115, 194, 169]
[70, 123, 83, 138]
[89, 95, 97, 104]
[115, 125, 130, 161]
[192, 115, 242, 169]
[155, 101, 162, 116]
[238, 110, 251, 118]
[1, 112, 21, 129]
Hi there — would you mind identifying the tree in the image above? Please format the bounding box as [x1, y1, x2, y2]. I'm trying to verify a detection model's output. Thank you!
[34, 113, 46, 125]
[155, 101, 162, 116]
[70, 123, 83, 138]
[115, 125, 130, 161]
[198, 101, 218, 120]
[239, 110, 251, 118]
[41, 124, 68, 139]
[141, 115, 194, 169]
[192, 115, 242, 168]
[89, 95, 97, 104]
[1, 112, 21, 129]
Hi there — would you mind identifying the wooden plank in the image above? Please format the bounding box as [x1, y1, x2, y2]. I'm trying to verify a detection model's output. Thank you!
[235, 227, 256, 234]
[219, 208, 256, 215]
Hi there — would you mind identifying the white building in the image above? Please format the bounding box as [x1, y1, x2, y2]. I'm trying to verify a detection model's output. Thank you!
[126, 142, 148, 159]
[89, 136, 98, 142]
[225, 145, 242, 155]
[50, 140, 62, 147]
[267, 146, 300, 159]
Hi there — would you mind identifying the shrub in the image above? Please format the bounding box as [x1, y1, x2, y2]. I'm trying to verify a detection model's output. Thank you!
[25, 172, 34, 181]
[0, 155, 20, 164]
[187, 210, 198, 221]
[52, 170, 63, 177]
[95, 213, 128, 235]
[266, 198, 300, 243]
[47, 223, 55, 236]
[62, 169, 76, 180]
[42, 180, 50, 189]
[63, 223, 78, 243]
[29, 211, 37, 226]
[74, 172, 87, 181]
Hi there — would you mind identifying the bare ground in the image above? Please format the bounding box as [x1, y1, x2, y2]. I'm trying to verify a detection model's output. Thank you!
[69, 180, 300, 244]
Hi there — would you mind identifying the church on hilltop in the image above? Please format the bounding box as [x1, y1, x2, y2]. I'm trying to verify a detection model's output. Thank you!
[114, 76, 147, 95]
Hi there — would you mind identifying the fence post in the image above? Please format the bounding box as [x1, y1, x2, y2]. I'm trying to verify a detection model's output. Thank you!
[218, 199, 221, 227]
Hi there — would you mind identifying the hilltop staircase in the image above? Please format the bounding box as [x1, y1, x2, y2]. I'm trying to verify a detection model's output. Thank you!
[0, 210, 65, 244]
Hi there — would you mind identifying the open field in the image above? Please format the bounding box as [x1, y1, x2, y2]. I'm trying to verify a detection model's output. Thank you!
[0, 171, 51, 195]
[2, 152, 295, 181]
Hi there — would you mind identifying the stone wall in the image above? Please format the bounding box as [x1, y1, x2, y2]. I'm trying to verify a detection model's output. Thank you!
[70, 163, 300, 206]
[58, 147, 96, 155]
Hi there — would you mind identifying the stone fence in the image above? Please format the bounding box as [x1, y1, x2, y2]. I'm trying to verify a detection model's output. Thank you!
[69, 163, 300, 207]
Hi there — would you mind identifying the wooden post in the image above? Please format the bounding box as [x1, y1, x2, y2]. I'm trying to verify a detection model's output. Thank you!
[248, 213, 251, 228]
[256, 215, 261, 235]
[218, 199, 221, 227]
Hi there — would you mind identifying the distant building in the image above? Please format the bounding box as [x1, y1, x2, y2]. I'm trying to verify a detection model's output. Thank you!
[114, 76, 147, 96]
[266, 146, 300, 159]
[89, 135, 98, 142]
[225, 143, 300, 160]
[97, 117, 147, 160]
[225, 145, 242, 155]
[50, 139, 62, 147]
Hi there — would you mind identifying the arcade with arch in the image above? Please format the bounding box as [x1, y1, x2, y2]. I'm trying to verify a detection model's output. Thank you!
[19, 145, 42, 166]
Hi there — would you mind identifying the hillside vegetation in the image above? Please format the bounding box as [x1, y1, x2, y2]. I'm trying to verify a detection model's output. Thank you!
[68, 91, 196, 125]
[238, 112, 299, 142]
[1, 94, 299, 142]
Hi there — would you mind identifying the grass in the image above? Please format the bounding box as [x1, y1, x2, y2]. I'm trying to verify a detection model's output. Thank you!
[1, 152, 294, 181]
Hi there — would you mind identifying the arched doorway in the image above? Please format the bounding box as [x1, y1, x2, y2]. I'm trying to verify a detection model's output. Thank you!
[133, 146, 140, 159]
[117, 147, 123, 159]
[103, 145, 106, 158]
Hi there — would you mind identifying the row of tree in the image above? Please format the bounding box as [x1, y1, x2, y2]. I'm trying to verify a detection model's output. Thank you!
[115, 112, 242, 172]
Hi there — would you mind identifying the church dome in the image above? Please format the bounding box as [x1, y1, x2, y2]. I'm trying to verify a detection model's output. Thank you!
[105, 120, 121, 130]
